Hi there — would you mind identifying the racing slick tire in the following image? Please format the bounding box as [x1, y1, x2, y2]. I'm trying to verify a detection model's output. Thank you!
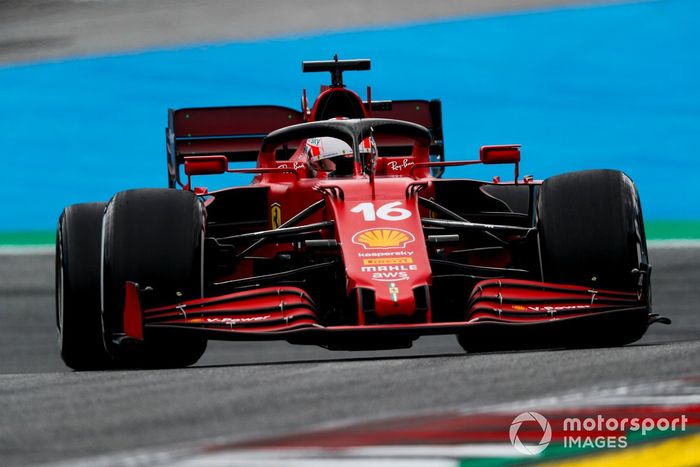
[101, 189, 207, 368]
[537, 169, 649, 347]
[56, 202, 114, 370]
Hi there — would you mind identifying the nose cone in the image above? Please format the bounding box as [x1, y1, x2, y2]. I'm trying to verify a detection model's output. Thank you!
[325, 178, 432, 320]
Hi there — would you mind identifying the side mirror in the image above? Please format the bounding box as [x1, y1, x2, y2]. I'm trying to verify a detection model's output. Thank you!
[480, 145, 521, 165]
[184, 155, 228, 176]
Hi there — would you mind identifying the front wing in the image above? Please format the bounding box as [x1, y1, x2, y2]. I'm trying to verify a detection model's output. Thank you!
[119, 279, 650, 350]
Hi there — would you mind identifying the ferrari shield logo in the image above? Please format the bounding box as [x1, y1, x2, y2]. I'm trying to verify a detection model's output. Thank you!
[270, 203, 282, 229]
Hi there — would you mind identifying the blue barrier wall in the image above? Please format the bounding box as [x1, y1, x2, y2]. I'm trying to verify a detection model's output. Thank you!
[1, 0, 698, 230]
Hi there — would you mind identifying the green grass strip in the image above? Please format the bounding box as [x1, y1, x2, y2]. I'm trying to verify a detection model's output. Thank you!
[0, 231, 54, 246]
[645, 220, 700, 240]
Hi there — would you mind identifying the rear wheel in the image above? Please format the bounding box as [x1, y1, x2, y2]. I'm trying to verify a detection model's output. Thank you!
[56, 202, 113, 370]
[101, 188, 207, 368]
[537, 169, 649, 346]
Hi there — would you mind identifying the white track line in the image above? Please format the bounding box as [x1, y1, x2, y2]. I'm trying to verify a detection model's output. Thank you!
[647, 239, 700, 248]
[0, 245, 54, 255]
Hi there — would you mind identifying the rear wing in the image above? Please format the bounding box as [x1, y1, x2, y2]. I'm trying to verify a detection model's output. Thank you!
[166, 105, 304, 188]
[167, 99, 445, 187]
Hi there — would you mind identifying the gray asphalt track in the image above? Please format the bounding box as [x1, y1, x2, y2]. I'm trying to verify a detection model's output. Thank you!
[0, 0, 621, 64]
[2, 1, 699, 465]
[0, 246, 698, 466]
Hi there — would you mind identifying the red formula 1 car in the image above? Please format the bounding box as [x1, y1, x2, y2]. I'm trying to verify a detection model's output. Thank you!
[56, 58, 667, 370]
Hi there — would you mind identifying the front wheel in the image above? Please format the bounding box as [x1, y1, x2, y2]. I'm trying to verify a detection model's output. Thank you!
[537, 169, 650, 347]
[101, 188, 207, 368]
[537, 169, 648, 291]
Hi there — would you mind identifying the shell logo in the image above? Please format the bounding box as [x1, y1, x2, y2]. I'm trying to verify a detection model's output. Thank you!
[352, 228, 415, 249]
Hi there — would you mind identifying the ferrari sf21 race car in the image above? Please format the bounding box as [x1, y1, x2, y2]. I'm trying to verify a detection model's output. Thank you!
[56, 58, 669, 370]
